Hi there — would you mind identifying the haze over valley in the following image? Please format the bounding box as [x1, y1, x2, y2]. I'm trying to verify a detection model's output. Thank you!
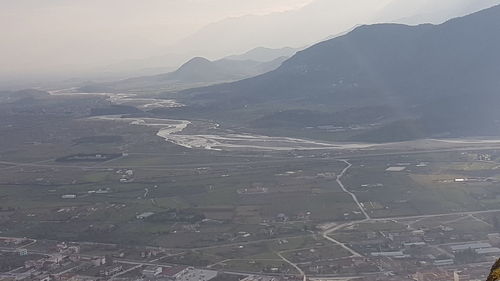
[2, 0, 500, 87]
[3, 1, 500, 281]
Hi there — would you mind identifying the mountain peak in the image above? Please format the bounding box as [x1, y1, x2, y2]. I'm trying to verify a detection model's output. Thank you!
[177, 57, 212, 69]
[182, 4, 500, 142]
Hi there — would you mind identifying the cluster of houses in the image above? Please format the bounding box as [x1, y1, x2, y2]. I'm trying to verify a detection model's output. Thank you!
[117, 169, 135, 183]
[0, 237, 225, 281]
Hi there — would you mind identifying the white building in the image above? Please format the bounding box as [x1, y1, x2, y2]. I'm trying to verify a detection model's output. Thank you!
[476, 247, 500, 255]
[137, 212, 155, 219]
[454, 271, 471, 281]
[450, 242, 492, 252]
[143, 266, 163, 277]
[175, 267, 218, 281]
[371, 251, 409, 258]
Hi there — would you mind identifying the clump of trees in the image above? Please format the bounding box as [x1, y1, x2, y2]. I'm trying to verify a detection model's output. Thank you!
[146, 208, 205, 223]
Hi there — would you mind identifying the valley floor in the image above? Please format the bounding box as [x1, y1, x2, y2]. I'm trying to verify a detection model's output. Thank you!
[1, 91, 500, 280]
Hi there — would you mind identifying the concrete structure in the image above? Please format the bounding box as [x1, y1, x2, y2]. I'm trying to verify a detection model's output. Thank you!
[242, 276, 281, 281]
[100, 265, 122, 277]
[433, 259, 454, 266]
[450, 242, 491, 252]
[143, 266, 163, 277]
[137, 212, 155, 219]
[90, 256, 106, 266]
[48, 254, 64, 264]
[162, 266, 188, 279]
[454, 271, 471, 281]
[386, 166, 406, 172]
[475, 247, 500, 255]
[175, 267, 218, 281]
[403, 242, 426, 247]
[68, 276, 100, 281]
[370, 251, 409, 258]
[415, 269, 453, 281]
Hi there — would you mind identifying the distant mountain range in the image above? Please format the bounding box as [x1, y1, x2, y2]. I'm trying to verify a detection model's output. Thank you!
[175, 4, 500, 142]
[376, 0, 500, 25]
[83, 0, 498, 85]
[79, 46, 298, 93]
[170, 0, 500, 60]
[225, 47, 300, 62]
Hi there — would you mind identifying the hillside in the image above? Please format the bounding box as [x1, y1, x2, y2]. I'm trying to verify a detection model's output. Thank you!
[176, 4, 500, 142]
[80, 56, 287, 93]
[225, 47, 300, 62]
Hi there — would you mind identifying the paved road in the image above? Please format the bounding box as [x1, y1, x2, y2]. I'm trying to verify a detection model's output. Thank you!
[277, 251, 307, 281]
[320, 158, 500, 258]
[5, 145, 500, 279]
[322, 220, 365, 258]
[320, 160, 368, 257]
[370, 208, 500, 221]
[330, 145, 500, 160]
[335, 160, 370, 220]
[321, 207, 500, 258]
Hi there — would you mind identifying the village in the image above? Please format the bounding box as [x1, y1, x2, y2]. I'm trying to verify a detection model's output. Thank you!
[0, 236, 298, 281]
[3, 203, 500, 281]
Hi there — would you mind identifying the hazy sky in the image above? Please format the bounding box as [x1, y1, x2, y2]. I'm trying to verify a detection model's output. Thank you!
[1, 0, 500, 85]
[0, 0, 313, 77]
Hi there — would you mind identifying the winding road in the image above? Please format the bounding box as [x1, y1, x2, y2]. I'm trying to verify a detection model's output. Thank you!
[335, 160, 370, 220]
[320, 160, 368, 258]
[320, 158, 500, 261]
[277, 251, 307, 281]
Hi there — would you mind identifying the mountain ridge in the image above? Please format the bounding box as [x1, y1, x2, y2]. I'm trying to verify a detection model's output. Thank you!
[175, 4, 500, 142]
[79, 55, 289, 93]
